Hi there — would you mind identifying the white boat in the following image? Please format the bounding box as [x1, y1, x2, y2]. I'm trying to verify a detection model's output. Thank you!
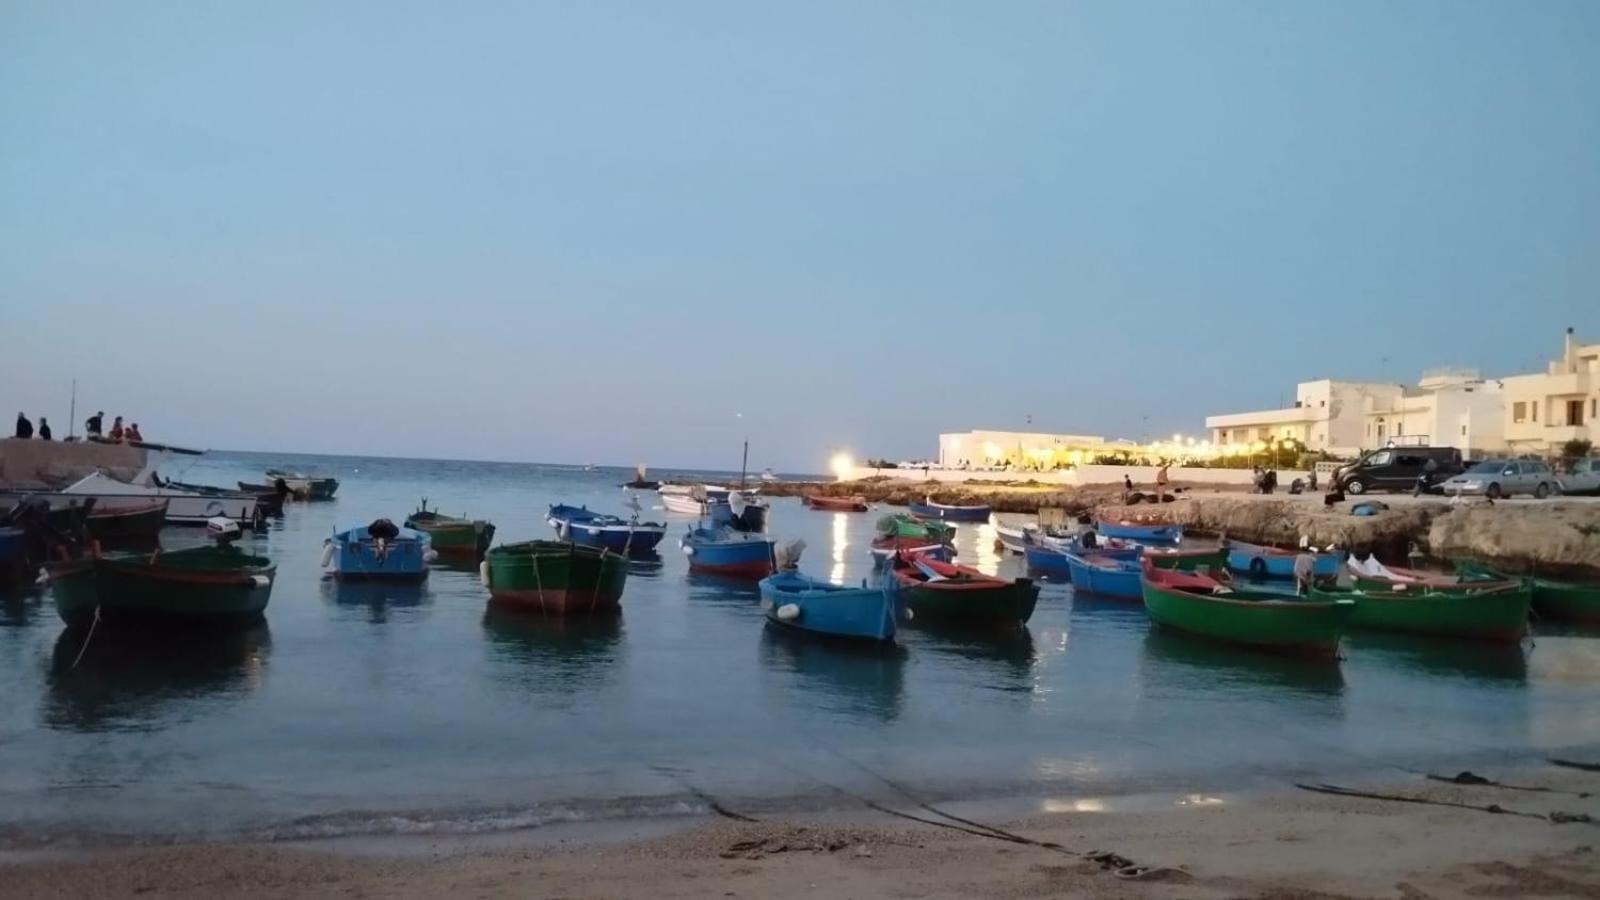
[992, 518, 1032, 555]
[60, 472, 258, 527]
[658, 483, 720, 516]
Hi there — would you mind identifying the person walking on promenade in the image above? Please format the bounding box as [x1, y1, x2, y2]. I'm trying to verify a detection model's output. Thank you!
[38, 417, 52, 440]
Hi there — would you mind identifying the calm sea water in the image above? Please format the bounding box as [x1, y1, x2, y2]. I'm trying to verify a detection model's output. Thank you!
[1, 451, 1597, 843]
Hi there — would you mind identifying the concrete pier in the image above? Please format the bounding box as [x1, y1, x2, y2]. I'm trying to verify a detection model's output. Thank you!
[0, 437, 148, 489]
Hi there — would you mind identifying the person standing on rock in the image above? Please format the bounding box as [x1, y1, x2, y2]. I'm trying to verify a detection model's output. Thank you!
[38, 417, 52, 440]
[15, 412, 33, 439]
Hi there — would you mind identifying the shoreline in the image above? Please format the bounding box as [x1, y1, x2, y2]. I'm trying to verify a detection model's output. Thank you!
[4, 762, 1596, 898]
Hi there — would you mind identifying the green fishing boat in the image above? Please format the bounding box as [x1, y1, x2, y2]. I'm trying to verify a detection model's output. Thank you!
[1141, 564, 1354, 658]
[483, 540, 628, 616]
[876, 514, 955, 542]
[404, 500, 495, 560]
[1142, 545, 1228, 573]
[1311, 583, 1530, 642]
[1454, 561, 1600, 623]
[47, 545, 275, 628]
[887, 554, 1039, 626]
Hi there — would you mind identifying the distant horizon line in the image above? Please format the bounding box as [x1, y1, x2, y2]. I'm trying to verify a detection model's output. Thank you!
[207, 446, 830, 477]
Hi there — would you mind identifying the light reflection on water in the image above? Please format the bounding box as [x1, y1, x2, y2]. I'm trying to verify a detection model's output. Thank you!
[0, 450, 1595, 841]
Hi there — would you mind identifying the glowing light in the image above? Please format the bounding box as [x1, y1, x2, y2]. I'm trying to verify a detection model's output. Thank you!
[1172, 433, 1182, 443]
[830, 453, 853, 480]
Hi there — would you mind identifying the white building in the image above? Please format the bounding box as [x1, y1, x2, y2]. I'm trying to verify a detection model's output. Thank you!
[937, 430, 1109, 468]
[1206, 380, 1401, 457]
[1359, 369, 1506, 457]
[1501, 328, 1599, 453]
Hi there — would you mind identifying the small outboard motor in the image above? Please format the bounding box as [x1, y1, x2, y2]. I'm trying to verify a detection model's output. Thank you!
[207, 516, 243, 546]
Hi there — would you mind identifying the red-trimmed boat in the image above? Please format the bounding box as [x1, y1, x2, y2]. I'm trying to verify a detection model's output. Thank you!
[887, 554, 1038, 626]
[804, 494, 869, 513]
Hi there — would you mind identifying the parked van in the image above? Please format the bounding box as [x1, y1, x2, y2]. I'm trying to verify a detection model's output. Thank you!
[1334, 447, 1463, 494]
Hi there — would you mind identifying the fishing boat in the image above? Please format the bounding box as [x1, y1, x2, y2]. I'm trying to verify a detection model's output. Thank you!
[265, 469, 339, 501]
[804, 494, 869, 513]
[169, 480, 287, 517]
[58, 498, 168, 546]
[405, 500, 496, 561]
[1345, 557, 1516, 593]
[1063, 552, 1143, 599]
[908, 498, 991, 523]
[869, 535, 955, 562]
[679, 525, 776, 577]
[1454, 561, 1600, 623]
[1096, 519, 1182, 542]
[887, 553, 1039, 625]
[0, 526, 24, 583]
[44, 519, 275, 628]
[42, 472, 261, 528]
[1140, 561, 1355, 658]
[993, 519, 1031, 554]
[1022, 543, 1071, 579]
[324, 520, 432, 580]
[1227, 540, 1342, 581]
[1141, 544, 1229, 573]
[658, 484, 769, 530]
[483, 540, 628, 616]
[1309, 582, 1531, 642]
[869, 514, 955, 561]
[547, 502, 667, 556]
[620, 464, 660, 490]
[760, 542, 896, 641]
[878, 514, 955, 543]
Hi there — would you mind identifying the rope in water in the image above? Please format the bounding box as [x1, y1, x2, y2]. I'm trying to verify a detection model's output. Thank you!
[69, 605, 102, 670]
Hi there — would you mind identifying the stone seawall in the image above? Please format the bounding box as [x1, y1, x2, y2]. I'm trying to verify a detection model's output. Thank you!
[0, 438, 148, 489]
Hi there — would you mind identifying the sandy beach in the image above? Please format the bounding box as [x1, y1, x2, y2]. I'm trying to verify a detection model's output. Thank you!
[6, 765, 1597, 899]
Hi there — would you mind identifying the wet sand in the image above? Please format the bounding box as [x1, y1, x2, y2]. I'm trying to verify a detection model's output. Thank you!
[6, 766, 1597, 899]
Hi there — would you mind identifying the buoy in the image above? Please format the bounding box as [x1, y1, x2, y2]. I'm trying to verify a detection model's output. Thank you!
[905, 608, 915, 621]
[776, 603, 801, 621]
[320, 541, 335, 567]
[250, 574, 271, 587]
[479, 560, 491, 587]
[681, 544, 695, 556]
[423, 549, 439, 562]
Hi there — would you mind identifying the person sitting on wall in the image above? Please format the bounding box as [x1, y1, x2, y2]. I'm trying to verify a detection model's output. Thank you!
[126, 422, 144, 442]
[108, 416, 124, 442]
[85, 411, 103, 437]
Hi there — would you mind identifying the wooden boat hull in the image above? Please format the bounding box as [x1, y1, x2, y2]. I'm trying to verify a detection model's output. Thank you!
[43, 500, 167, 545]
[486, 541, 628, 616]
[1315, 585, 1531, 642]
[759, 570, 895, 641]
[48, 548, 275, 628]
[1228, 542, 1341, 580]
[869, 537, 953, 561]
[681, 531, 776, 577]
[908, 500, 991, 522]
[1143, 546, 1228, 573]
[993, 523, 1029, 554]
[405, 512, 495, 560]
[890, 556, 1039, 626]
[329, 527, 431, 580]
[1142, 569, 1354, 658]
[1453, 561, 1600, 623]
[550, 519, 666, 555]
[1064, 554, 1142, 599]
[1097, 520, 1182, 542]
[804, 495, 869, 513]
[1023, 544, 1071, 578]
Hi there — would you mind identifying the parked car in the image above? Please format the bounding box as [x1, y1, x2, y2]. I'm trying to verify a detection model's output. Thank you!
[1560, 457, 1600, 495]
[1440, 459, 1560, 499]
[1334, 447, 1464, 495]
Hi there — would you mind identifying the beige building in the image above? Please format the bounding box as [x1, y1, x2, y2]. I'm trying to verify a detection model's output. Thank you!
[1502, 328, 1599, 453]
[1206, 380, 1401, 457]
[1359, 369, 1506, 457]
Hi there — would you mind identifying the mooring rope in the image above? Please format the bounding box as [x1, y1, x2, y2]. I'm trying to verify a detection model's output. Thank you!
[69, 605, 102, 670]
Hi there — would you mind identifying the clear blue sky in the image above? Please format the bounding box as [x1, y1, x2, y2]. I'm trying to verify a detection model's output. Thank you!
[3, 1, 1596, 471]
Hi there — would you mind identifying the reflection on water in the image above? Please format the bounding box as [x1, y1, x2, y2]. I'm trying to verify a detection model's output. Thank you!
[830, 512, 848, 584]
[320, 578, 433, 624]
[482, 607, 623, 695]
[1347, 632, 1528, 683]
[44, 624, 271, 732]
[625, 553, 664, 578]
[1, 588, 47, 628]
[967, 521, 1001, 576]
[685, 570, 763, 604]
[912, 624, 1037, 689]
[1141, 627, 1347, 697]
[759, 626, 906, 723]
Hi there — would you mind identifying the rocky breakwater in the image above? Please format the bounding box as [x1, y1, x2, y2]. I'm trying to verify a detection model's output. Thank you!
[0, 437, 148, 489]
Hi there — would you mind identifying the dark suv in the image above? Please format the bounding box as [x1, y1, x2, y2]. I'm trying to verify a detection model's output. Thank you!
[1334, 446, 1464, 495]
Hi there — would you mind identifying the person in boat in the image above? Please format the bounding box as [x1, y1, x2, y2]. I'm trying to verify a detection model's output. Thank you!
[126, 422, 144, 442]
[14, 412, 33, 439]
[1293, 550, 1316, 595]
[85, 411, 104, 437]
[108, 416, 125, 442]
[38, 417, 51, 441]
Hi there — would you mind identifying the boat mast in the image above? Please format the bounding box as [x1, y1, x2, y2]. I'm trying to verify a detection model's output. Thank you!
[740, 439, 748, 488]
[68, 378, 77, 439]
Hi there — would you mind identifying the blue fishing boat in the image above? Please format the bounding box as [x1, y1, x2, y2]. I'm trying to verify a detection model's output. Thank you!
[1096, 519, 1183, 543]
[680, 526, 776, 578]
[759, 570, 897, 642]
[324, 521, 432, 580]
[1227, 540, 1342, 581]
[547, 503, 668, 556]
[1063, 552, 1143, 599]
[1023, 543, 1073, 579]
[908, 498, 991, 523]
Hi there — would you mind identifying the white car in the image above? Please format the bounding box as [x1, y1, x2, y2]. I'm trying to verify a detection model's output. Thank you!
[1561, 457, 1600, 495]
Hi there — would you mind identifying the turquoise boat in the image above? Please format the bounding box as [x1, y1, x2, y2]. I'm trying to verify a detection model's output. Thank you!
[759, 570, 897, 642]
